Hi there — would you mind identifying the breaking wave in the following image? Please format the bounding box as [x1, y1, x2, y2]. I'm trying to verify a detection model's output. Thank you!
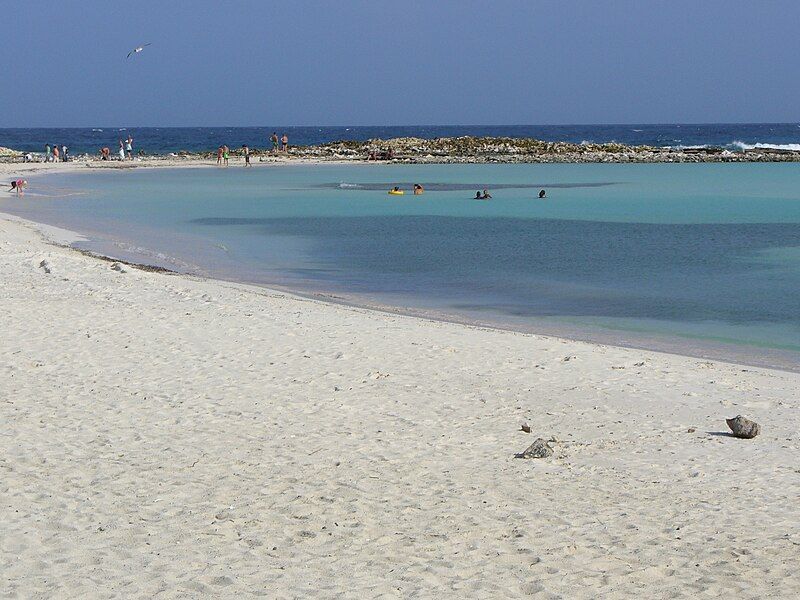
[731, 140, 800, 151]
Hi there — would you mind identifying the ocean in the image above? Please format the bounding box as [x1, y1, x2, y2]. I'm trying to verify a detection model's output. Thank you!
[2, 161, 799, 369]
[2, 123, 800, 155]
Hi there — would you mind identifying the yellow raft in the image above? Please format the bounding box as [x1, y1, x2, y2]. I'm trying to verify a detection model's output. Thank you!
[388, 190, 404, 195]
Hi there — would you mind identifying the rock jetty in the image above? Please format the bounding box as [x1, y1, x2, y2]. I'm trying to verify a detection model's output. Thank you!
[4, 136, 800, 165]
[287, 136, 800, 164]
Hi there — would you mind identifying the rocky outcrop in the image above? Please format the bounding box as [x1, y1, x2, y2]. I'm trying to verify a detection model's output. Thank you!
[0, 146, 22, 158]
[4, 136, 800, 165]
[287, 136, 800, 164]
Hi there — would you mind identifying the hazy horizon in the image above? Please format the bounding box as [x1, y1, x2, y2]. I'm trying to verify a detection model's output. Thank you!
[2, 121, 800, 129]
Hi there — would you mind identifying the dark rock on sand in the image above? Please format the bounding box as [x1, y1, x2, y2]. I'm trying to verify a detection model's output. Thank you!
[515, 438, 553, 459]
[726, 415, 761, 439]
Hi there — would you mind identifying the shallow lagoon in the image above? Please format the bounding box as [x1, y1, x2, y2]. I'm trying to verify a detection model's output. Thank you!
[5, 162, 800, 367]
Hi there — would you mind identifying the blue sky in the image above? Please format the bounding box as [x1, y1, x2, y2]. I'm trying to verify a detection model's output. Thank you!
[2, 0, 798, 126]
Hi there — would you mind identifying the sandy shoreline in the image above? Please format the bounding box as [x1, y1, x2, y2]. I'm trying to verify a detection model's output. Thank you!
[1, 200, 799, 597]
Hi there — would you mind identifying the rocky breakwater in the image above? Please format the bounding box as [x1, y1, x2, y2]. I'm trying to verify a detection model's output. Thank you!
[0, 147, 23, 160]
[289, 136, 800, 164]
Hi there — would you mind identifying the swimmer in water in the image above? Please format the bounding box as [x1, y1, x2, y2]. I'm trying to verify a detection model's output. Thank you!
[413, 184, 424, 195]
[539, 189, 546, 199]
[482, 189, 492, 199]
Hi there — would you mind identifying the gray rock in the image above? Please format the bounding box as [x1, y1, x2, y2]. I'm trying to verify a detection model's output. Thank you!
[515, 438, 553, 459]
[726, 415, 760, 439]
[39, 259, 51, 274]
[520, 423, 531, 434]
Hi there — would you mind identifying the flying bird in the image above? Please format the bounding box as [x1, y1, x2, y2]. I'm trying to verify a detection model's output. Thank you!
[127, 43, 151, 59]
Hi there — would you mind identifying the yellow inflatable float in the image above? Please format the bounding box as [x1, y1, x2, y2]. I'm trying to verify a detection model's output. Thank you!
[388, 188, 404, 195]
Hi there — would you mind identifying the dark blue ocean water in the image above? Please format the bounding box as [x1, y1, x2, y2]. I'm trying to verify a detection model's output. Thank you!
[2, 123, 800, 154]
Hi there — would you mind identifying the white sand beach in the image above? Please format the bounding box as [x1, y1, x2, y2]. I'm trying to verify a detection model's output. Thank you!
[1, 202, 799, 598]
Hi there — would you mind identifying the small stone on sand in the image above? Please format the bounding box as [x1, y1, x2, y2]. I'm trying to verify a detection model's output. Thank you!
[515, 438, 553, 459]
[726, 415, 760, 439]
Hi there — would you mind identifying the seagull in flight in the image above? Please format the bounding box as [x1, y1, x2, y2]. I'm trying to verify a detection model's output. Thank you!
[127, 43, 151, 59]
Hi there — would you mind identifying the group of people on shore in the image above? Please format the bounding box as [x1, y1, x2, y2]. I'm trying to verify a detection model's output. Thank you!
[98, 136, 134, 161]
[44, 144, 69, 163]
[216, 145, 253, 167]
[368, 148, 395, 161]
[216, 145, 230, 166]
[214, 134, 288, 167]
[270, 132, 289, 152]
[58, 132, 293, 166]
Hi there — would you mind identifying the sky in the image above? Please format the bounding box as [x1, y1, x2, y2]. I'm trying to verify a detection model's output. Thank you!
[2, 0, 799, 126]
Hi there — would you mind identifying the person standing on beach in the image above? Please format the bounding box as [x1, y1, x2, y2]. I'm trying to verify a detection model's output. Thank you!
[52, 144, 60, 162]
[242, 145, 251, 167]
[281, 133, 288, 152]
[45, 144, 51, 162]
[118, 140, 125, 160]
[223, 145, 229, 166]
[271, 132, 279, 153]
[125, 136, 133, 160]
[62, 145, 68, 162]
[217, 146, 223, 165]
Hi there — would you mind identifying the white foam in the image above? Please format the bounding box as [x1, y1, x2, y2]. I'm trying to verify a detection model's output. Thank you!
[731, 140, 800, 151]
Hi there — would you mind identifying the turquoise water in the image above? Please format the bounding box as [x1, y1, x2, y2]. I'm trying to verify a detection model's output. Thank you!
[4, 163, 800, 367]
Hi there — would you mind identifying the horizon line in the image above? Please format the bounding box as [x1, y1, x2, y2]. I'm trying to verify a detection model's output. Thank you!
[1, 121, 799, 130]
